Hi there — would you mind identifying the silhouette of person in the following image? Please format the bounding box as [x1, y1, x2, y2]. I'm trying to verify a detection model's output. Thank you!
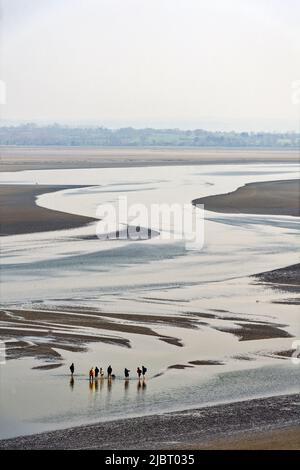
[107, 365, 112, 379]
[137, 367, 142, 379]
[142, 365, 147, 378]
[124, 368, 130, 379]
[100, 367, 104, 377]
[89, 367, 94, 381]
[70, 363, 74, 376]
[95, 366, 99, 378]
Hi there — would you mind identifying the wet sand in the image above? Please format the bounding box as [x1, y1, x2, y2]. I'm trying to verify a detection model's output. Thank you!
[1, 299, 293, 364]
[0, 147, 298, 172]
[0, 393, 298, 449]
[0, 185, 96, 235]
[254, 263, 300, 287]
[193, 179, 300, 217]
[182, 426, 300, 450]
[0, 307, 191, 362]
[214, 322, 293, 341]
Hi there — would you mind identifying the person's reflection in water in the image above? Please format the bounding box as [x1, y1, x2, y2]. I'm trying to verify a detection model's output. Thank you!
[124, 379, 130, 392]
[137, 379, 147, 392]
[107, 377, 112, 393]
[70, 376, 74, 390]
[99, 377, 104, 391]
[89, 380, 95, 392]
[95, 379, 99, 391]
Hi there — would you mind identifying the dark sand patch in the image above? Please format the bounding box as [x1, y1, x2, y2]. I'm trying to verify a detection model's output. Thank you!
[214, 322, 293, 341]
[32, 363, 64, 370]
[274, 349, 296, 358]
[0, 185, 96, 236]
[272, 298, 300, 305]
[253, 263, 300, 288]
[262, 349, 296, 360]
[1, 328, 128, 361]
[187, 310, 273, 324]
[0, 393, 298, 449]
[160, 337, 183, 347]
[188, 360, 224, 366]
[231, 354, 255, 361]
[193, 179, 300, 217]
[30, 304, 197, 329]
[168, 364, 194, 370]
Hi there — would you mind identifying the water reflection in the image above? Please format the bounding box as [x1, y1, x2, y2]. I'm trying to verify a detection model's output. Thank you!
[69, 376, 74, 390]
[99, 377, 104, 391]
[89, 379, 95, 392]
[85, 376, 149, 396]
[137, 379, 146, 392]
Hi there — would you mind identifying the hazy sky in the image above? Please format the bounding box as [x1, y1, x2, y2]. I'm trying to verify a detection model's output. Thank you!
[1, 0, 300, 131]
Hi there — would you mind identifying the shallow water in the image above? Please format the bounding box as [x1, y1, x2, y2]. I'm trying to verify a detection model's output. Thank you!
[0, 162, 299, 439]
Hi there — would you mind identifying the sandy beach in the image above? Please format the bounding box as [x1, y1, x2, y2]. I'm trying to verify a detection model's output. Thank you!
[193, 179, 300, 217]
[0, 393, 298, 449]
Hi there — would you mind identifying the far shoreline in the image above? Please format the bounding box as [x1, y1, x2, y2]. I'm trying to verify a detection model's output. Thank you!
[0, 147, 298, 172]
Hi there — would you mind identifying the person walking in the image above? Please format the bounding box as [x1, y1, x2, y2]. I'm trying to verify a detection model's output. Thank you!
[137, 366, 142, 379]
[70, 363, 74, 376]
[95, 366, 99, 378]
[89, 367, 94, 381]
[107, 365, 112, 379]
[124, 368, 130, 379]
[142, 365, 147, 378]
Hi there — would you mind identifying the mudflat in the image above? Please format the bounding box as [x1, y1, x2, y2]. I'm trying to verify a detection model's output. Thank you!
[0, 185, 96, 235]
[0, 393, 298, 449]
[193, 179, 300, 217]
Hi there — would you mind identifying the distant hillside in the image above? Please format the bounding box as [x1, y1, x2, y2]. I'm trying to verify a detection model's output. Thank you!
[0, 124, 299, 148]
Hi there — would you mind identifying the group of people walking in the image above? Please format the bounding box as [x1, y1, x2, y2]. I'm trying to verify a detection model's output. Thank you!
[69, 363, 147, 381]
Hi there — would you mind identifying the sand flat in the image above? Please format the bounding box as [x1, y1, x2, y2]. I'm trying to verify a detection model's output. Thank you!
[193, 179, 300, 216]
[0, 393, 298, 449]
[0, 147, 299, 172]
[0, 185, 96, 235]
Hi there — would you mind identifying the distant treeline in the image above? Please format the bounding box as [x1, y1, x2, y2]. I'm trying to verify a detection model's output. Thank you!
[0, 124, 299, 148]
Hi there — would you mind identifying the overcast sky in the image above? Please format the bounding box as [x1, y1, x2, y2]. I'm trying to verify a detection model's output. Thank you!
[1, 0, 299, 131]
